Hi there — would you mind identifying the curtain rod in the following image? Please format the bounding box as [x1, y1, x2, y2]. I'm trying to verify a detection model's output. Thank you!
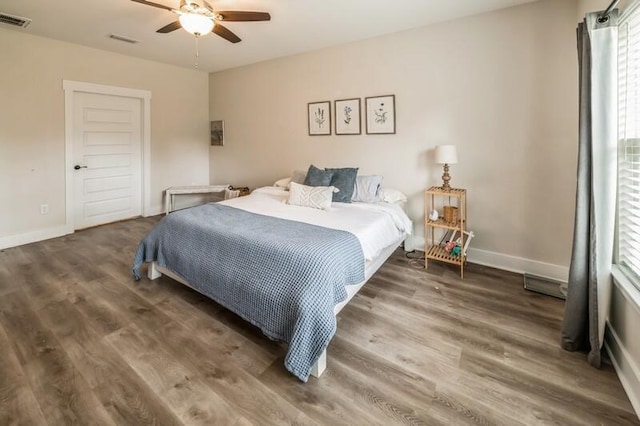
[598, 0, 620, 23]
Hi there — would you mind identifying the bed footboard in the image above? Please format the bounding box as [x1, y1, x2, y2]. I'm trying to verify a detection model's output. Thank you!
[149, 261, 329, 377]
[148, 261, 162, 280]
[145, 233, 403, 381]
[310, 350, 327, 378]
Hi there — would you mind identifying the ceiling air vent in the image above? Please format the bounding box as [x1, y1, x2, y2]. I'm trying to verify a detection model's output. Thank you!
[109, 34, 140, 44]
[0, 12, 32, 28]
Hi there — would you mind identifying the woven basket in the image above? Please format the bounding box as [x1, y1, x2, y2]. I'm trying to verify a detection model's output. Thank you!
[231, 186, 250, 197]
[443, 206, 459, 223]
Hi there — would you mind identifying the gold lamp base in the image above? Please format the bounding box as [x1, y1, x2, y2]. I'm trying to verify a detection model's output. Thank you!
[441, 163, 452, 190]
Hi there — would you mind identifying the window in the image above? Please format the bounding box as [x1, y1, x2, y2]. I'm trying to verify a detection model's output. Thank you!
[618, 7, 640, 287]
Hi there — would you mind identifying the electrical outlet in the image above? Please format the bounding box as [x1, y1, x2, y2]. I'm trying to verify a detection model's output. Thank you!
[40, 204, 49, 215]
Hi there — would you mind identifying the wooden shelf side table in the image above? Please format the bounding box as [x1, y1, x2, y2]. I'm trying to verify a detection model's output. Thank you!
[424, 186, 467, 278]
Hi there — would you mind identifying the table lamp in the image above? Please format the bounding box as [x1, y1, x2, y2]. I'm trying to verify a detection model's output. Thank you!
[435, 145, 458, 190]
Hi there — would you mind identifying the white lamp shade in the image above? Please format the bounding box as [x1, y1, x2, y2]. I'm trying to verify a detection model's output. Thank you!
[435, 145, 458, 164]
[179, 13, 214, 36]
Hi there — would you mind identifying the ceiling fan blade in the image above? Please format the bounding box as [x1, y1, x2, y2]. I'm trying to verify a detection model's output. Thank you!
[130, 0, 174, 12]
[202, 0, 215, 12]
[216, 11, 271, 22]
[157, 21, 182, 33]
[212, 24, 241, 43]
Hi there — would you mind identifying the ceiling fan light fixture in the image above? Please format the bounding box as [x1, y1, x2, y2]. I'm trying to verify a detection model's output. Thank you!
[179, 13, 213, 36]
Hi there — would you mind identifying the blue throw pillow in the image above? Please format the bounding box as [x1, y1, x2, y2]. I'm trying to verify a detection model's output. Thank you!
[326, 167, 358, 203]
[304, 165, 334, 187]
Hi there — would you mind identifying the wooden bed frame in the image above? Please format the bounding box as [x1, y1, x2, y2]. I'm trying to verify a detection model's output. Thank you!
[146, 235, 404, 378]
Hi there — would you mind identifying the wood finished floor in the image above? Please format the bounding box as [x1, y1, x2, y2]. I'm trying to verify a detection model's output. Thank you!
[0, 216, 637, 426]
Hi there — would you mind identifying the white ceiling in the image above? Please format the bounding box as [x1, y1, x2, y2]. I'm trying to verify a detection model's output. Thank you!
[0, 0, 537, 72]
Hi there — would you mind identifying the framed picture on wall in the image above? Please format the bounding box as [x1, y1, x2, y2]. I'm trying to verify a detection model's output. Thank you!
[334, 98, 361, 135]
[365, 95, 396, 135]
[211, 120, 224, 146]
[308, 101, 331, 136]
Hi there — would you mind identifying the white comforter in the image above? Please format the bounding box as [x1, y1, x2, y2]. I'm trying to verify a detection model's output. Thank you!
[220, 186, 413, 261]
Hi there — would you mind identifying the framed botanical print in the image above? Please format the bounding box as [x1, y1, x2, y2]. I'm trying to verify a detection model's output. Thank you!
[334, 98, 361, 135]
[308, 101, 331, 135]
[210, 120, 224, 146]
[365, 95, 396, 134]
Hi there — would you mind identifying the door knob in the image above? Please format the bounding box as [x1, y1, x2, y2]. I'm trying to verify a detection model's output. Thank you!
[74, 165, 88, 170]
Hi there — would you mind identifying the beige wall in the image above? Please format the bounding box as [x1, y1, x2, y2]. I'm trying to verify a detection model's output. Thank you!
[210, 0, 578, 271]
[0, 28, 210, 240]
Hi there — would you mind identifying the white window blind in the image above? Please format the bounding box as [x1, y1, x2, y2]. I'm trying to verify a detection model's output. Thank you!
[618, 8, 640, 286]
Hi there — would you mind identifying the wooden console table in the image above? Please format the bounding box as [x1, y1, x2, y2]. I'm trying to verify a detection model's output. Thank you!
[165, 185, 230, 214]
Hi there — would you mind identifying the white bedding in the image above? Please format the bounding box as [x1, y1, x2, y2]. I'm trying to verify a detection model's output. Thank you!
[220, 186, 413, 261]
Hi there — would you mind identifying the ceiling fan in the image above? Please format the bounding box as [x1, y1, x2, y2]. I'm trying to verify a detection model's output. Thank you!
[131, 0, 271, 43]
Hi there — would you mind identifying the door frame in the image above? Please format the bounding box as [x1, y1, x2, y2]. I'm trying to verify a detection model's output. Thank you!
[63, 80, 152, 231]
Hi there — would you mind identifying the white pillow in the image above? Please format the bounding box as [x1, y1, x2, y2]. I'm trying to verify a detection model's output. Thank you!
[352, 175, 384, 203]
[274, 177, 291, 188]
[274, 170, 307, 190]
[378, 188, 407, 204]
[287, 182, 338, 210]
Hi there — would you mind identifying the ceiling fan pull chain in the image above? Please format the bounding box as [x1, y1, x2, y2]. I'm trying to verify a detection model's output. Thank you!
[194, 36, 199, 68]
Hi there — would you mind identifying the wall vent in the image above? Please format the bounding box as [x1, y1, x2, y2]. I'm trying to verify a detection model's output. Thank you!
[0, 12, 32, 28]
[523, 273, 566, 300]
[109, 33, 140, 44]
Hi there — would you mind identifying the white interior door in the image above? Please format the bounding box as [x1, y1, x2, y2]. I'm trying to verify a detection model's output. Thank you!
[73, 92, 142, 229]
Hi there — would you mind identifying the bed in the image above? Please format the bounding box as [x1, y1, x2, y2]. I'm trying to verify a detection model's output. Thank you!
[133, 185, 412, 381]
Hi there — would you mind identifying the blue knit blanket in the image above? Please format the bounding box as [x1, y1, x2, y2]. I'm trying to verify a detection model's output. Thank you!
[132, 203, 365, 381]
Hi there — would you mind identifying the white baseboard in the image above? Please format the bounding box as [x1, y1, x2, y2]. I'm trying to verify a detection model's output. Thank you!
[3, 223, 568, 283]
[405, 235, 568, 282]
[0, 225, 73, 250]
[144, 206, 164, 217]
[1, 206, 163, 251]
[466, 247, 569, 282]
[605, 321, 640, 419]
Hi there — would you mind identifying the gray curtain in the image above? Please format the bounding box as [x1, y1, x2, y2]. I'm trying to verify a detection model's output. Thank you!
[561, 12, 618, 367]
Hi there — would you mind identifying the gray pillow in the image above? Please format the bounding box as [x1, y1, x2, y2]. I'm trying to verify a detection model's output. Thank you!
[326, 167, 358, 203]
[290, 169, 307, 185]
[352, 175, 384, 203]
[304, 165, 334, 187]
